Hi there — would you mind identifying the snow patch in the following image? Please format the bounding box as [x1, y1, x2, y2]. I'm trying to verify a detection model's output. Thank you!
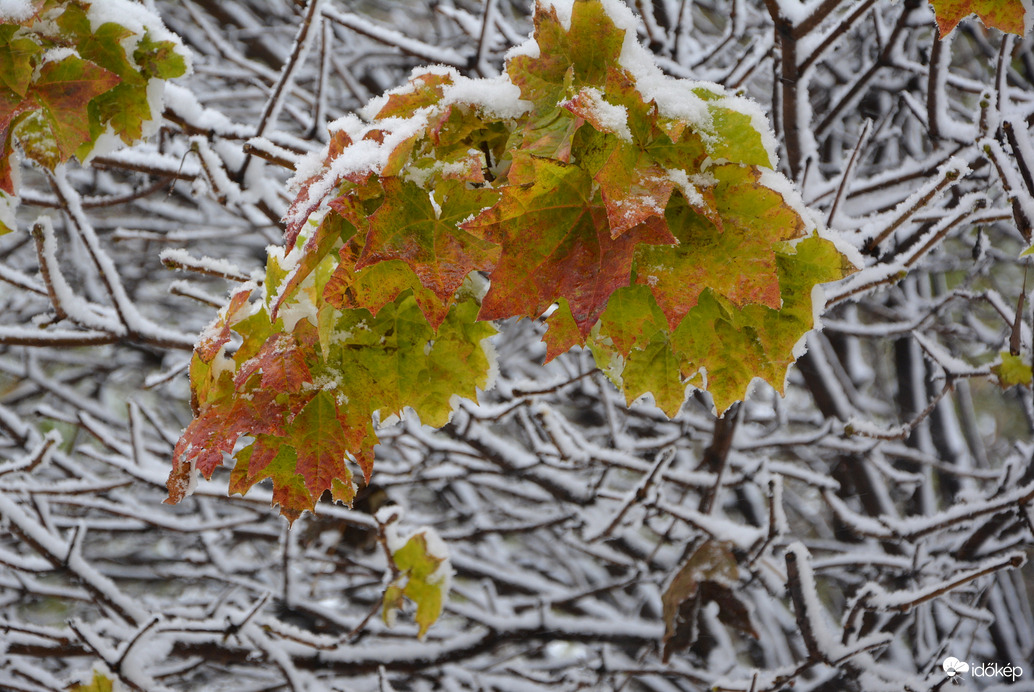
[0, 0, 32, 22]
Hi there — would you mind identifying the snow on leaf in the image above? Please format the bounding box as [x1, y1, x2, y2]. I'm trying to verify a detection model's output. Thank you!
[705, 103, 773, 168]
[929, 0, 1028, 36]
[467, 155, 675, 334]
[374, 70, 454, 119]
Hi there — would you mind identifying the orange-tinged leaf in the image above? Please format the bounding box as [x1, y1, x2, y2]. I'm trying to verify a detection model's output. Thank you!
[467, 156, 675, 334]
[30, 55, 119, 162]
[229, 443, 310, 523]
[594, 142, 675, 238]
[196, 284, 254, 362]
[543, 299, 582, 362]
[283, 130, 357, 252]
[289, 391, 362, 503]
[930, 0, 1027, 36]
[375, 70, 455, 119]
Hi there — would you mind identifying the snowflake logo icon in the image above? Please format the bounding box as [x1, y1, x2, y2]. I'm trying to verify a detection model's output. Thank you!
[943, 657, 970, 677]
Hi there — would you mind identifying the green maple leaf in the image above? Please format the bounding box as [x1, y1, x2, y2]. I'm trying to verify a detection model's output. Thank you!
[89, 83, 151, 143]
[0, 26, 40, 97]
[704, 102, 772, 168]
[993, 352, 1033, 388]
[134, 33, 188, 80]
[635, 164, 805, 330]
[622, 333, 686, 416]
[669, 235, 850, 413]
[77, 21, 144, 85]
[466, 155, 675, 334]
[384, 532, 449, 638]
[928, 0, 1027, 35]
[420, 282, 497, 425]
[30, 55, 119, 162]
[355, 177, 500, 321]
[595, 285, 668, 355]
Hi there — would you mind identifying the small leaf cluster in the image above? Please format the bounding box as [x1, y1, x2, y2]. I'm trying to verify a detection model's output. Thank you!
[169, 0, 853, 521]
[0, 0, 187, 228]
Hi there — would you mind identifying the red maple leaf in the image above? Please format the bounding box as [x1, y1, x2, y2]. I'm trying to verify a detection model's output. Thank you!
[464, 156, 675, 335]
[354, 178, 499, 322]
[30, 55, 119, 161]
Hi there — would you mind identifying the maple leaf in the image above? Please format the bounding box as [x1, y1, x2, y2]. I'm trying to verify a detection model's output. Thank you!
[229, 443, 312, 523]
[195, 283, 254, 362]
[75, 19, 145, 86]
[283, 129, 356, 252]
[383, 531, 450, 638]
[622, 333, 686, 416]
[134, 33, 188, 80]
[0, 25, 40, 97]
[662, 540, 756, 662]
[67, 669, 116, 692]
[669, 235, 850, 413]
[30, 55, 119, 162]
[354, 178, 499, 321]
[272, 209, 357, 319]
[703, 100, 773, 168]
[506, 0, 626, 107]
[91, 83, 152, 143]
[542, 299, 583, 363]
[229, 391, 367, 520]
[993, 352, 1033, 388]
[0, 88, 30, 194]
[929, 0, 1027, 36]
[466, 155, 674, 334]
[635, 164, 805, 330]
[595, 285, 668, 356]
[375, 70, 454, 119]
